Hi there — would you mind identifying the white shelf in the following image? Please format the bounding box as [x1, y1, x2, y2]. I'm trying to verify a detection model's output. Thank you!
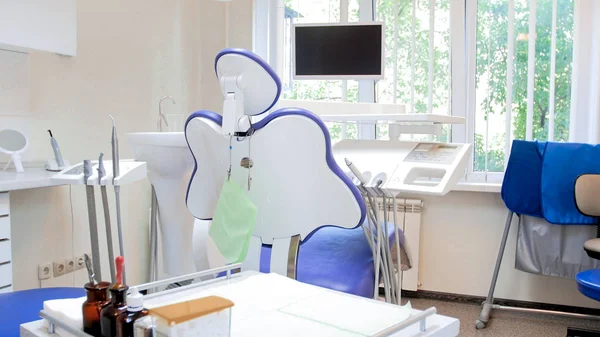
[0, 168, 62, 192]
[319, 114, 465, 124]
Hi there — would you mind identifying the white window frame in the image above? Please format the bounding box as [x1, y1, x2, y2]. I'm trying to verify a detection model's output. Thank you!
[254, 0, 590, 185]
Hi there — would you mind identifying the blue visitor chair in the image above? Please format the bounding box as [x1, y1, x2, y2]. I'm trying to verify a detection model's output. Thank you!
[0, 287, 84, 337]
[571, 174, 600, 336]
[574, 174, 600, 301]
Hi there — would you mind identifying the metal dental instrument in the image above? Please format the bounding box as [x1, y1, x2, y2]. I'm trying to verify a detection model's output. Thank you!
[110, 115, 126, 284]
[392, 196, 402, 304]
[84, 160, 102, 281]
[379, 184, 396, 303]
[158, 96, 176, 132]
[346, 158, 386, 300]
[149, 187, 159, 290]
[98, 153, 116, 282]
[84, 254, 96, 286]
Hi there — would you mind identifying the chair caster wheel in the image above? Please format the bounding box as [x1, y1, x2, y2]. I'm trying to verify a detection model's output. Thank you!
[475, 320, 487, 330]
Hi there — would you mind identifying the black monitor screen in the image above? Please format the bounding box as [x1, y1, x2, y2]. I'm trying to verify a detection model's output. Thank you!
[294, 24, 383, 78]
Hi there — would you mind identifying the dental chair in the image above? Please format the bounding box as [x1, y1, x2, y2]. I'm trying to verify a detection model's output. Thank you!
[185, 48, 389, 299]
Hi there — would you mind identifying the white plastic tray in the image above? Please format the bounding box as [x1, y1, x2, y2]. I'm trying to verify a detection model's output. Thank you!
[24, 265, 459, 337]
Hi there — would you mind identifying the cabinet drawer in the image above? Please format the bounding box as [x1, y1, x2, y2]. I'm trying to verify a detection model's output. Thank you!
[0, 263, 12, 288]
[0, 240, 10, 263]
[0, 193, 8, 216]
[0, 216, 9, 240]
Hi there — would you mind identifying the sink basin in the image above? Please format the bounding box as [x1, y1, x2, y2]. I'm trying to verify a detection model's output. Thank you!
[127, 132, 207, 276]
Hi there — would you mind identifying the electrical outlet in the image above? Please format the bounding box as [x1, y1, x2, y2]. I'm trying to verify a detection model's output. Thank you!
[66, 258, 76, 273]
[38, 263, 52, 280]
[75, 254, 86, 271]
[53, 261, 67, 277]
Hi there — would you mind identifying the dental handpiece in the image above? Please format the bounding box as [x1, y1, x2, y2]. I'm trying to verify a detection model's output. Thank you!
[345, 158, 368, 185]
[48, 130, 65, 168]
[97, 153, 105, 184]
[83, 160, 93, 184]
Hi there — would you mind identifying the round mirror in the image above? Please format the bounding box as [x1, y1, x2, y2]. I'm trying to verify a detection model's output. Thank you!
[0, 129, 29, 173]
[0, 129, 28, 153]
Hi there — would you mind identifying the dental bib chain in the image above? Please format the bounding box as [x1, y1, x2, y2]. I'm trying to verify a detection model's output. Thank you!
[228, 132, 254, 191]
[227, 136, 233, 181]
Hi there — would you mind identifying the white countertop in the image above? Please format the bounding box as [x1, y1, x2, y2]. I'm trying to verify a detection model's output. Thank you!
[0, 168, 63, 192]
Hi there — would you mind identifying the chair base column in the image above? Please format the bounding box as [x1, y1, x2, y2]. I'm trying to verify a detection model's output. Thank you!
[567, 327, 600, 337]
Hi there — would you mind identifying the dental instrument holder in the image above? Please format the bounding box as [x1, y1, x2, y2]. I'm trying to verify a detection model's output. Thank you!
[52, 160, 147, 285]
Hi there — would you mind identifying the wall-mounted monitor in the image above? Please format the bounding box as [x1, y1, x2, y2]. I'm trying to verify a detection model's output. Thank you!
[293, 22, 384, 80]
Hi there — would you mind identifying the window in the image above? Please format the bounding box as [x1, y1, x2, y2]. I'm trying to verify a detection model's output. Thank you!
[255, 0, 577, 181]
[472, 0, 574, 177]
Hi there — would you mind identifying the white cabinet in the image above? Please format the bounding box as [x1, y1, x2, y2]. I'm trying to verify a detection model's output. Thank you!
[0, 193, 11, 292]
[0, 0, 77, 56]
[0, 192, 8, 215]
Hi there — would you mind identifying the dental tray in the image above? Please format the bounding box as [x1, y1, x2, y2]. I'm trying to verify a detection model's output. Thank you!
[35, 264, 458, 337]
[51, 160, 146, 186]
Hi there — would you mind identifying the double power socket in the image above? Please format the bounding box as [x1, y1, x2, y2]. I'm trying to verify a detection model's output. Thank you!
[38, 254, 89, 280]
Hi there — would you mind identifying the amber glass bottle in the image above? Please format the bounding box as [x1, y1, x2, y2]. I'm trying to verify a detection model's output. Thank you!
[100, 285, 128, 337]
[101, 256, 128, 337]
[82, 281, 111, 337]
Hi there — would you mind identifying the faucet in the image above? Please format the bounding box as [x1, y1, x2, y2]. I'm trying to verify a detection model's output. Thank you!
[158, 96, 176, 132]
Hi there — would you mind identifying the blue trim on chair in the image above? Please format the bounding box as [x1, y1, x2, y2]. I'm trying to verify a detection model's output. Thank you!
[214, 48, 282, 115]
[184, 110, 223, 220]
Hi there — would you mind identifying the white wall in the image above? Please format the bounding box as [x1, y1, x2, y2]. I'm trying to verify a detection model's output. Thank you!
[2, 0, 204, 290]
[198, 0, 254, 113]
[418, 191, 600, 308]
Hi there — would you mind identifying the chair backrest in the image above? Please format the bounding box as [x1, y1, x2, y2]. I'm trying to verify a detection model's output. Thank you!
[575, 174, 600, 217]
[185, 49, 366, 277]
[503, 140, 600, 225]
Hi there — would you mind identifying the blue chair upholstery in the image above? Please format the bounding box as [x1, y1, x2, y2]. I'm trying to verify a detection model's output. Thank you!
[258, 224, 398, 299]
[259, 226, 376, 298]
[0, 287, 84, 337]
[576, 270, 600, 302]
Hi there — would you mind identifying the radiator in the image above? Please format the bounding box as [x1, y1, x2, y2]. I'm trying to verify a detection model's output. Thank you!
[375, 198, 423, 292]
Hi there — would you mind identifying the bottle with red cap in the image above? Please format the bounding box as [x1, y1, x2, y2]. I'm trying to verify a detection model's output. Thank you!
[100, 256, 128, 337]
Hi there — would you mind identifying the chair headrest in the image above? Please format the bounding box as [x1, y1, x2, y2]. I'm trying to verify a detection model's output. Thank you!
[214, 48, 281, 116]
[575, 174, 600, 217]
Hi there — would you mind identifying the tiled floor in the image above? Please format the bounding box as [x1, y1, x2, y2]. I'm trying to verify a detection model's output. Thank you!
[408, 297, 600, 337]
